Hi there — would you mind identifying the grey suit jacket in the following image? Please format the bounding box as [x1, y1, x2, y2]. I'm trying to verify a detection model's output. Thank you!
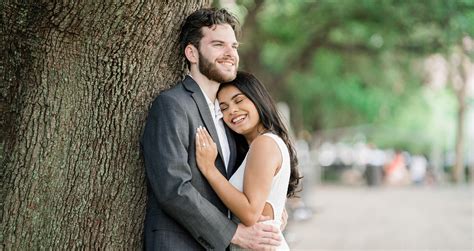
[141, 76, 239, 250]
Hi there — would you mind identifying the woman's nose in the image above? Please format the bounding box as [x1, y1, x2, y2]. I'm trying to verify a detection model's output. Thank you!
[229, 105, 238, 114]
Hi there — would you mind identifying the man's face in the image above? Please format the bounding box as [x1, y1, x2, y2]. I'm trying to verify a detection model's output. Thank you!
[197, 24, 239, 83]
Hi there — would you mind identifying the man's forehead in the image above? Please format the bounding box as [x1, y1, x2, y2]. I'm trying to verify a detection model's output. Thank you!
[202, 23, 231, 31]
[201, 24, 237, 41]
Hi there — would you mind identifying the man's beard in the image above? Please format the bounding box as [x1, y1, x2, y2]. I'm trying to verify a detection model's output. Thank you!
[198, 51, 236, 83]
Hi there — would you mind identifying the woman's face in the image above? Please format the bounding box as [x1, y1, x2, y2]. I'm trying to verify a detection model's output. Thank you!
[218, 85, 262, 141]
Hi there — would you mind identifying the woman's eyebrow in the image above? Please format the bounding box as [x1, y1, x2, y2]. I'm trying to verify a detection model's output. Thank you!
[219, 93, 244, 106]
[231, 93, 244, 100]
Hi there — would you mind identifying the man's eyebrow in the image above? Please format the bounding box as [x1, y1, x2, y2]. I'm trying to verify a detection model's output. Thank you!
[210, 40, 224, 43]
[209, 40, 240, 46]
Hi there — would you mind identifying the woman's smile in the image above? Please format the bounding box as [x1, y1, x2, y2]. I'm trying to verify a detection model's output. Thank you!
[230, 114, 247, 125]
[218, 85, 262, 141]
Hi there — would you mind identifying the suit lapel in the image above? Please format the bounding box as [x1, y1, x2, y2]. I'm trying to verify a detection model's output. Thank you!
[184, 76, 227, 176]
[192, 92, 225, 160]
[225, 126, 237, 179]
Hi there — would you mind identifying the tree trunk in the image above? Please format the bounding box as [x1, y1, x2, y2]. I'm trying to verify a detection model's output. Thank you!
[451, 39, 471, 184]
[453, 89, 466, 183]
[1, 0, 210, 249]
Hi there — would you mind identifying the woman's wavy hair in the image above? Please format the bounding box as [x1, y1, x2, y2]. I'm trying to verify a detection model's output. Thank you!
[219, 71, 302, 198]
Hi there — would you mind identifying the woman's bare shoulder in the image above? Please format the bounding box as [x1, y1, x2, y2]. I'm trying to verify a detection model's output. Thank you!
[247, 134, 282, 165]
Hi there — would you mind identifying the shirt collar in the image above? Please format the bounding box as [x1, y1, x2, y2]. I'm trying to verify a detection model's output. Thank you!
[190, 74, 223, 120]
[214, 99, 223, 120]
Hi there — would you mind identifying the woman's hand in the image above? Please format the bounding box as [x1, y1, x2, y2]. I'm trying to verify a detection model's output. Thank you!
[195, 126, 218, 177]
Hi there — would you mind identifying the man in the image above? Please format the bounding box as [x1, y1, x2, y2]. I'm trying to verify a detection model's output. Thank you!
[141, 8, 281, 250]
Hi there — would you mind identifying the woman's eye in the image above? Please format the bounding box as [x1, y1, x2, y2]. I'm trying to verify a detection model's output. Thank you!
[220, 106, 228, 111]
[235, 98, 243, 103]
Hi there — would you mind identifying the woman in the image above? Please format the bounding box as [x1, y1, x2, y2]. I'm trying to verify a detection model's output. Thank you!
[195, 71, 301, 250]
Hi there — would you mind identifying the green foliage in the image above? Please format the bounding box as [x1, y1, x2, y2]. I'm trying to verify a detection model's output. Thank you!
[233, 0, 474, 154]
[288, 49, 382, 129]
[370, 88, 457, 154]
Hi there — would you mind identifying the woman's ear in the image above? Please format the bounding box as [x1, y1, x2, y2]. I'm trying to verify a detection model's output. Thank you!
[184, 44, 198, 65]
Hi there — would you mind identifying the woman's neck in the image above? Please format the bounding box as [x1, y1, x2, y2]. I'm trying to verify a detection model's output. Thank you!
[244, 124, 267, 144]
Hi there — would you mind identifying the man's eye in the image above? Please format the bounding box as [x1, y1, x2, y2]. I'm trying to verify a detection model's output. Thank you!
[220, 106, 228, 111]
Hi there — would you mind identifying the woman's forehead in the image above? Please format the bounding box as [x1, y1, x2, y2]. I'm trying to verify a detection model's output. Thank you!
[218, 85, 244, 101]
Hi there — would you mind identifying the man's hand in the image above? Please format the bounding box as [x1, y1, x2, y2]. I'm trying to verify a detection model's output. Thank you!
[231, 223, 281, 250]
[257, 209, 288, 231]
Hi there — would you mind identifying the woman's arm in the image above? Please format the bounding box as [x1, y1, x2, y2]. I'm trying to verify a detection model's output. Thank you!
[196, 127, 281, 226]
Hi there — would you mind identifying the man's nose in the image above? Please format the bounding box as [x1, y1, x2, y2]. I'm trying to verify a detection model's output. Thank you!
[224, 44, 237, 57]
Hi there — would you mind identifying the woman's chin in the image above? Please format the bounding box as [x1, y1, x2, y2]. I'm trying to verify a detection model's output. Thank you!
[229, 126, 244, 135]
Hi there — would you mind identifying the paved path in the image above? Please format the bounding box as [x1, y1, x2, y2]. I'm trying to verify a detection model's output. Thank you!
[285, 185, 473, 250]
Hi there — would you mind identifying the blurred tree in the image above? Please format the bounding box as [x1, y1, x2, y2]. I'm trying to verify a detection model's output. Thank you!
[449, 37, 473, 182]
[1, 0, 209, 249]
[229, 0, 473, 155]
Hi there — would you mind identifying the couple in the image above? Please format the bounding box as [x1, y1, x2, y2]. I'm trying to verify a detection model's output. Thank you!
[141, 8, 300, 250]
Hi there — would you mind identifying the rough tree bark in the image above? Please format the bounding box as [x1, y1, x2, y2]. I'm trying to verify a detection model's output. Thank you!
[1, 0, 210, 249]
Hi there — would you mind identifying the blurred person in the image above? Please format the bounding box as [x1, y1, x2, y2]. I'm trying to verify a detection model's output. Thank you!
[410, 155, 428, 185]
[141, 9, 281, 250]
[384, 150, 410, 185]
[195, 71, 302, 250]
[364, 144, 385, 186]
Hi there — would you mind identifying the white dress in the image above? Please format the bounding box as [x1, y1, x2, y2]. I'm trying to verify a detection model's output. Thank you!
[229, 133, 291, 250]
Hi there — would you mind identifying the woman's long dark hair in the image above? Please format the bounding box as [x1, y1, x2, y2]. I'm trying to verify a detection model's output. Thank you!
[219, 71, 301, 198]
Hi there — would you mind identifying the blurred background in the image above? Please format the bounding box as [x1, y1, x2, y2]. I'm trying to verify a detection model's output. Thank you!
[214, 0, 473, 250]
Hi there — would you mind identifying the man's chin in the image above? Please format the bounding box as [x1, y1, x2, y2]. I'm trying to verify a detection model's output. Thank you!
[220, 75, 236, 83]
[219, 71, 237, 82]
[210, 72, 236, 83]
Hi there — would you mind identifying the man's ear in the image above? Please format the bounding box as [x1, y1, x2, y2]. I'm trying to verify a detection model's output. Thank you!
[184, 44, 198, 65]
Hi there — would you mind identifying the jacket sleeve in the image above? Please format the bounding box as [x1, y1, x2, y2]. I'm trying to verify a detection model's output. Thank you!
[142, 94, 237, 250]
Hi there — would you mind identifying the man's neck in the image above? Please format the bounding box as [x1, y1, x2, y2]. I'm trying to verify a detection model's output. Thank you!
[189, 68, 220, 103]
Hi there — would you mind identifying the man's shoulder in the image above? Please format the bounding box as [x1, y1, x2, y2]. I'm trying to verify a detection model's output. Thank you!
[151, 81, 196, 108]
[156, 75, 199, 100]
[160, 80, 186, 96]
[154, 81, 188, 101]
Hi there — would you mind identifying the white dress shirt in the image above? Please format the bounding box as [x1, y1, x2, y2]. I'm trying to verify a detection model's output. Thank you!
[195, 81, 231, 170]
